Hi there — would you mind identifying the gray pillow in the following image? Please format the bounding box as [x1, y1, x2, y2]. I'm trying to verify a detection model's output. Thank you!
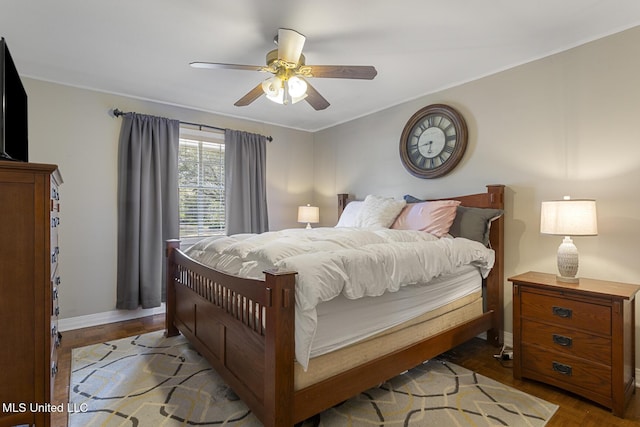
[404, 195, 503, 245]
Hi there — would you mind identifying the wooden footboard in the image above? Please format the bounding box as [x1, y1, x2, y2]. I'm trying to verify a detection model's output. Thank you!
[166, 184, 504, 427]
[165, 241, 297, 425]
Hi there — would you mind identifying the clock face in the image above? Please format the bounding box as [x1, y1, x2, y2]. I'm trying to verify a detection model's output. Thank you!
[399, 104, 468, 179]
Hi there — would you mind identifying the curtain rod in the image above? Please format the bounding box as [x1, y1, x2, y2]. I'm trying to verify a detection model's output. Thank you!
[112, 108, 273, 142]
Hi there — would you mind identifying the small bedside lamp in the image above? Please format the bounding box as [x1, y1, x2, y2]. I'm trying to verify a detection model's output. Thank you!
[540, 196, 598, 283]
[298, 204, 319, 229]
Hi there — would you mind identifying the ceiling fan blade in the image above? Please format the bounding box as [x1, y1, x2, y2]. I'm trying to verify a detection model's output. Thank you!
[305, 65, 378, 80]
[277, 28, 306, 64]
[190, 62, 263, 71]
[234, 83, 264, 107]
[304, 80, 330, 110]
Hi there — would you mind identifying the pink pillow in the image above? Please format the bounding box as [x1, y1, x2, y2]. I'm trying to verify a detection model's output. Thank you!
[391, 200, 461, 237]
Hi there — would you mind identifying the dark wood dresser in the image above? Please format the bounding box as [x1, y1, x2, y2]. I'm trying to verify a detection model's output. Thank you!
[0, 161, 63, 427]
[509, 271, 640, 417]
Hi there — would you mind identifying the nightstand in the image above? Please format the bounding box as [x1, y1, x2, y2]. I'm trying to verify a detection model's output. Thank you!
[509, 271, 640, 417]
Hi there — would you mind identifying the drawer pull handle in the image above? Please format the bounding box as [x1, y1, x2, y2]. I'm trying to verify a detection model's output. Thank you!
[552, 334, 573, 347]
[552, 361, 572, 376]
[552, 306, 572, 319]
[51, 246, 60, 263]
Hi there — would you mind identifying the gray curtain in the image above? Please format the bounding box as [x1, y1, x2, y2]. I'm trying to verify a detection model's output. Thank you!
[224, 129, 269, 235]
[117, 113, 179, 309]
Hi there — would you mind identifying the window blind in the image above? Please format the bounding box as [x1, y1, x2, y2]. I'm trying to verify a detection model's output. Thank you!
[178, 136, 225, 237]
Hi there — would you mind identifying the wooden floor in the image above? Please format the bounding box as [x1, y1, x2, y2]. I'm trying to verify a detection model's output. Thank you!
[52, 315, 165, 427]
[53, 315, 640, 427]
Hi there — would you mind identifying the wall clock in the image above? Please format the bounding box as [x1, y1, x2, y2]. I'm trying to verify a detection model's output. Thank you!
[399, 104, 468, 179]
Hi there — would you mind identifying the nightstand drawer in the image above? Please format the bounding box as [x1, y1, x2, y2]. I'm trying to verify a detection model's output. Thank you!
[522, 343, 611, 398]
[522, 319, 611, 365]
[520, 290, 611, 336]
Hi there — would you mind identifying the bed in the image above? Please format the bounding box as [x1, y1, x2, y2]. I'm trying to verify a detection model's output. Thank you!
[165, 184, 504, 426]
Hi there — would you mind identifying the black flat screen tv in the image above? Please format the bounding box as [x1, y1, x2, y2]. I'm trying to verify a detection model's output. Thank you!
[1, 37, 28, 162]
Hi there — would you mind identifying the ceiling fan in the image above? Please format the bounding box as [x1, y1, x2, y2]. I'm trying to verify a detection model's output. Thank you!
[190, 28, 377, 110]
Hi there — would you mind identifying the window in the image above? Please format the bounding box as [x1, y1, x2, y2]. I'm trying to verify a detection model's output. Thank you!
[178, 128, 225, 240]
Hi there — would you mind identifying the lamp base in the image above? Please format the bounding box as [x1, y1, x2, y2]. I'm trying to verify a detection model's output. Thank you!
[556, 275, 580, 283]
[556, 236, 579, 283]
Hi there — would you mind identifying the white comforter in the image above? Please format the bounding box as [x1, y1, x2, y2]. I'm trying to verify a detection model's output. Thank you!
[186, 227, 495, 370]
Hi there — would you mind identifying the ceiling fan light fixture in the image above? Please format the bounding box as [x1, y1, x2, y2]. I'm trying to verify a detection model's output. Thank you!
[192, 27, 376, 110]
[262, 75, 283, 97]
[287, 76, 307, 98]
[262, 75, 307, 105]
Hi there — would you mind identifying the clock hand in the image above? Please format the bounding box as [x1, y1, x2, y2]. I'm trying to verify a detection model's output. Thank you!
[426, 141, 433, 154]
[418, 140, 433, 148]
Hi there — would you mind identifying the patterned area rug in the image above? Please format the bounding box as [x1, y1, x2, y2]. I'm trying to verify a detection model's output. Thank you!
[69, 330, 558, 426]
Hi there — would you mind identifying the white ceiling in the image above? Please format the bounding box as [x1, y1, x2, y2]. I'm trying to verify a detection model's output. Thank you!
[2, 1, 640, 132]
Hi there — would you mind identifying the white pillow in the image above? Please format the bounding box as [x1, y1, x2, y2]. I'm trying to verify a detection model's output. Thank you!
[336, 201, 363, 227]
[355, 195, 406, 228]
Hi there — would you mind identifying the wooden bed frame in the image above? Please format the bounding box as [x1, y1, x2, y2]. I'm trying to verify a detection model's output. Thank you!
[165, 184, 504, 426]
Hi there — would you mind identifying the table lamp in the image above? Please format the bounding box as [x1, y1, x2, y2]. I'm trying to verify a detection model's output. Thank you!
[540, 196, 598, 283]
[298, 204, 319, 229]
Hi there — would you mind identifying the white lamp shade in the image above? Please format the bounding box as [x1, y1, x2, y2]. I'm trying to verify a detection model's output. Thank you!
[262, 76, 283, 98]
[263, 76, 308, 105]
[540, 199, 598, 236]
[298, 204, 319, 224]
[287, 76, 308, 98]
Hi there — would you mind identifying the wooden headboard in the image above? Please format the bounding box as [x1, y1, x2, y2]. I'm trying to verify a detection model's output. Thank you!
[337, 184, 504, 216]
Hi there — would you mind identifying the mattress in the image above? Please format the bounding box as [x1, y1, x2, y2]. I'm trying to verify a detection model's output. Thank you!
[311, 264, 482, 357]
[295, 289, 483, 390]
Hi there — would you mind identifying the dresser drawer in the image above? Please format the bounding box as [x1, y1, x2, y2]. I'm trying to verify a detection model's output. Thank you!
[51, 182, 60, 209]
[50, 214, 59, 251]
[522, 343, 611, 398]
[520, 290, 611, 336]
[50, 344, 59, 399]
[522, 319, 611, 365]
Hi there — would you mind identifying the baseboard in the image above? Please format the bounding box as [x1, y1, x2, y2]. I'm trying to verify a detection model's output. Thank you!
[503, 331, 513, 348]
[58, 304, 166, 332]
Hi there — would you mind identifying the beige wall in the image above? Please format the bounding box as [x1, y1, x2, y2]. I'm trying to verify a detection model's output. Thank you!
[22, 26, 640, 343]
[24, 79, 314, 318]
[313, 27, 640, 338]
